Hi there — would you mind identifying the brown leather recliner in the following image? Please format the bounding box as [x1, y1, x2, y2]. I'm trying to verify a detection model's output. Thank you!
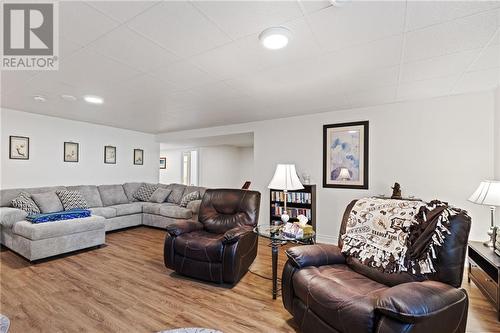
[282, 200, 471, 333]
[164, 189, 261, 284]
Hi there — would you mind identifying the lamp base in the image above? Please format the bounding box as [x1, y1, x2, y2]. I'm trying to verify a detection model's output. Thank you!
[483, 226, 495, 247]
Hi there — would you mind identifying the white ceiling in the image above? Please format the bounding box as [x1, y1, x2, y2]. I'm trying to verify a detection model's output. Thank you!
[2, 1, 500, 134]
[160, 132, 254, 150]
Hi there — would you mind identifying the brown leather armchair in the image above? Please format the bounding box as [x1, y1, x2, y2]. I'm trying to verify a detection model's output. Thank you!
[282, 201, 471, 333]
[164, 189, 261, 284]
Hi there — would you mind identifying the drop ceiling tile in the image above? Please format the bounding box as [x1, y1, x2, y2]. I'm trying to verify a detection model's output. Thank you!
[348, 86, 397, 109]
[406, 1, 500, 32]
[192, 0, 302, 39]
[400, 49, 480, 83]
[397, 75, 459, 101]
[0, 71, 38, 96]
[404, 9, 499, 63]
[87, 26, 179, 72]
[468, 43, 500, 71]
[150, 60, 220, 90]
[60, 1, 119, 46]
[307, 1, 405, 52]
[453, 69, 500, 94]
[298, 0, 332, 14]
[127, 1, 231, 57]
[188, 81, 249, 104]
[85, 1, 159, 23]
[106, 73, 179, 101]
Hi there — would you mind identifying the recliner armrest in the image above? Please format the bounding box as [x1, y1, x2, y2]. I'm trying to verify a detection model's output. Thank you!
[376, 280, 468, 323]
[285, 244, 346, 268]
[165, 220, 203, 237]
[223, 226, 254, 244]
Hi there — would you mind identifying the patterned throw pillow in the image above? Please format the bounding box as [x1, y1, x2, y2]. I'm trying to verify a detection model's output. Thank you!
[133, 183, 159, 202]
[180, 191, 200, 207]
[56, 190, 89, 211]
[11, 192, 41, 215]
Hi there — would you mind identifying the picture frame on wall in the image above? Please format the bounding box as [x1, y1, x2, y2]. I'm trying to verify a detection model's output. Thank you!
[134, 149, 144, 165]
[9, 136, 29, 160]
[160, 157, 166, 169]
[323, 121, 369, 189]
[104, 145, 116, 164]
[64, 142, 79, 162]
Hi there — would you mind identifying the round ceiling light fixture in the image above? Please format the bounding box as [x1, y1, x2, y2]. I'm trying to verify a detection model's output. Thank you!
[259, 27, 291, 50]
[61, 94, 77, 101]
[83, 95, 104, 105]
[33, 95, 46, 102]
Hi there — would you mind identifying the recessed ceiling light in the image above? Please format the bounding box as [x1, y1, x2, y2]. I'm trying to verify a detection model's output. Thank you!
[259, 27, 291, 50]
[33, 95, 46, 102]
[61, 94, 77, 101]
[83, 95, 104, 105]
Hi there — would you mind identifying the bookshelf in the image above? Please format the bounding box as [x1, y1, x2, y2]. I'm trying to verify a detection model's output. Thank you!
[269, 184, 316, 233]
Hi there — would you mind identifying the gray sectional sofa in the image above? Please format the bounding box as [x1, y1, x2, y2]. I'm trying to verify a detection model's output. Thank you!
[0, 183, 206, 261]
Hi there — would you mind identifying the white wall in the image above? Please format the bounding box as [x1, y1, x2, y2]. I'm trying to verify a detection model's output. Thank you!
[159, 149, 183, 184]
[495, 87, 500, 179]
[236, 146, 254, 187]
[1, 108, 159, 188]
[158, 92, 495, 242]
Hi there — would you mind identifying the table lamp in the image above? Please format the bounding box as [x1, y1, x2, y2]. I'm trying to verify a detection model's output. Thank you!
[268, 164, 304, 224]
[468, 180, 500, 247]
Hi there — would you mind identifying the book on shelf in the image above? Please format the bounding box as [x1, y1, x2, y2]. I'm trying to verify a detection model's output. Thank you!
[270, 190, 311, 204]
[271, 204, 312, 220]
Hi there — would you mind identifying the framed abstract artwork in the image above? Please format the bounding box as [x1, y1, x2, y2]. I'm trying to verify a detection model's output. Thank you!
[323, 121, 369, 189]
[9, 136, 29, 160]
[160, 157, 166, 169]
[104, 146, 116, 164]
[134, 149, 143, 165]
[64, 142, 79, 162]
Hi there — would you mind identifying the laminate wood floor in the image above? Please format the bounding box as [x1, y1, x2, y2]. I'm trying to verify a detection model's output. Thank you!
[0, 227, 498, 333]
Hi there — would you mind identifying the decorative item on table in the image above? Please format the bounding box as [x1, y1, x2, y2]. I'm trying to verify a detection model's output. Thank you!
[297, 214, 314, 236]
[468, 180, 500, 247]
[323, 121, 369, 189]
[282, 222, 303, 239]
[494, 226, 500, 256]
[302, 173, 311, 185]
[9, 136, 29, 160]
[64, 141, 79, 162]
[391, 182, 402, 199]
[268, 164, 304, 224]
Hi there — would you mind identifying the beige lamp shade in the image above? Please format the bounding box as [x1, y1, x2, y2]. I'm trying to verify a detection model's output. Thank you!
[337, 168, 351, 181]
[468, 180, 500, 206]
[268, 164, 304, 190]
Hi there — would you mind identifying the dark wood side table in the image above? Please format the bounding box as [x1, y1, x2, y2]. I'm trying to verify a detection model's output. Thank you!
[468, 241, 500, 321]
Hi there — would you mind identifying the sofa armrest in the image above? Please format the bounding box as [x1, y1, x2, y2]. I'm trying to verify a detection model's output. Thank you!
[223, 226, 253, 244]
[376, 281, 468, 324]
[165, 220, 203, 236]
[186, 199, 202, 214]
[0, 207, 28, 228]
[285, 244, 346, 268]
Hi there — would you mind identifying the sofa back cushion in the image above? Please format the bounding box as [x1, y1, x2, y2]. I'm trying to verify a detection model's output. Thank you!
[184, 185, 207, 198]
[123, 182, 144, 202]
[98, 185, 129, 206]
[199, 189, 261, 234]
[164, 183, 187, 204]
[67, 185, 103, 207]
[31, 192, 64, 213]
[0, 186, 66, 207]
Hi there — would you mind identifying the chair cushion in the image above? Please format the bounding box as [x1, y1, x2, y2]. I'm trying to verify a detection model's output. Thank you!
[67, 185, 103, 207]
[31, 192, 64, 213]
[98, 185, 128, 206]
[292, 264, 388, 333]
[174, 230, 225, 262]
[111, 203, 143, 216]
[89, 207, 117, 219]
[12, 215, 105, 241]
[160, 205, 192, 219]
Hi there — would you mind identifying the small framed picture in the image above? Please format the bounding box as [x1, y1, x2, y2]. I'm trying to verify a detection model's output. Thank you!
[323, 121, 369, 189]
[104, 146, 116, 164]
[160, 157, 166, 169]
[9, 136, 29, 160]
[64, 142, 79, 162]
[134, 149, 143, 165]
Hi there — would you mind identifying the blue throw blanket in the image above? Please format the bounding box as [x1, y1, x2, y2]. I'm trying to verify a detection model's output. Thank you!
[27, 209, 91, 223]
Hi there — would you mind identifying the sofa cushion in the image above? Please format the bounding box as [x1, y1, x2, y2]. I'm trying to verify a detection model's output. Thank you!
[165, 183, 186, 204]
[149, 188, 171, 203]
[111, 203, 143, 216]
[159, 205, 192, 219]
[98, 185, 128, 206]
[31, 192, 64, 213]
[142, 202, 165, 215]
[174, 230, 224, 262]
[89, 207, 117, 219]
[133, 183, 158, 202]
[185, 185, 207, 198]
[186, 199, 202, 214]
[11, 215, 105, 241]
[292, 264, 388, 333]
[67, 185, 103, 207]
[11, 192, 41, 215]
[56, 190, 89, 210]
[180, 191, 200, 207]
[0, 207, 28, 228]
[0, 186, 66, 207]
[123, 182, 143, 202]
